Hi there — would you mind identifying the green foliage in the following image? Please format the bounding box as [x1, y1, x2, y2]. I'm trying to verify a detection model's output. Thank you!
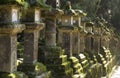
[0, 0, 25, 5]
[17, 42, 24, 58]
[60, 0, 120, 32]
[18, 62, 48, 78]
[0, 72, 28, 78]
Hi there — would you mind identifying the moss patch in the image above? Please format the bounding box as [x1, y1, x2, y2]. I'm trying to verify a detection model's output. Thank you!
[0, 72, 28, 78]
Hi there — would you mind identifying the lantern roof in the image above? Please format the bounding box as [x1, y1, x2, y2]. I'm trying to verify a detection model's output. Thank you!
[94, 17, 104, 28]
[75, 10, 87, 16]
[86, 22, 94, 27]
[81, 17, 89, 22]
[63, 8, 77, 16]
[63, 1, 77, 16]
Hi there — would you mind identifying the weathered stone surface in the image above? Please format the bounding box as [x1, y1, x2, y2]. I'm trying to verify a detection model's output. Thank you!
[45, 18, 57, 47]
[61, 32, 72, 56]
[85, 37, 93, 52]
[0, 24, 24, 73]
[79, 36, 85, 52]
[72, 32, 79, 56]
[93, 37, 100, 53]
[0, 35, 17, 73]
[23, 23, 44, 64]
[0, 5, 19, 23]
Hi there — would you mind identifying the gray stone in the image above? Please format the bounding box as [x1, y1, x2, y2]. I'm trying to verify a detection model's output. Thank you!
[23, 23, 44, 64]
[45, 18, 57, 47]
[0, 35, 17, 73]
[24, 31, 39, 63]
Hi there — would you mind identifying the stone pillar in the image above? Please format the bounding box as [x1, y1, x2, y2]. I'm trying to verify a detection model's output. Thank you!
[80, 19, 87, 52]
[93, 36, 100, 54]
[58, 31, 73, 57]
[0, 26, 24, 73]
[101, 34, 110, 49]
[79, 32, 86, 52]
[23, 24, 44, 63]
[72, 31, 79, 56]
[21, 6, 45, 63]
[93, 26, 102, 54]
[85, 36, 92, 52]
[45, 18, 56, 46]
[0, 4, 25, 73]
[0, 34, 17, 73]
[84, 22, 94, 52]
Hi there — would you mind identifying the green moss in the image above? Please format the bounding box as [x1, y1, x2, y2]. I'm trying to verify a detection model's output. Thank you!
[69, 57, 79, 65]
[18, 62, 47, 78]
[45, 71, 52, 78]
[86, 22, 94, 27]
[0, 72, 28, 78]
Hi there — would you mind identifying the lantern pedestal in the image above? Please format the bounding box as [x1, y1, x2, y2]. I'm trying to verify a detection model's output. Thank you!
[0, 25, 27, 78]
[17, 23, 51, 78]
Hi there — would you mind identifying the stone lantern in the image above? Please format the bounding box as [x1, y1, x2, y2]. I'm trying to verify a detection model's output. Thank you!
[0, 1, 25, 77]
[58, 1, 77, 57]
[22, 2, 48, 64]
[93, 21, 103, 54]
[79, 17, 88, 52]
[18, 1, 51, 77]
[102, 27, 111, 49]
[70, 10, 86, 56]
[41, 1, 74, 78]
[85, 22, 94, 52]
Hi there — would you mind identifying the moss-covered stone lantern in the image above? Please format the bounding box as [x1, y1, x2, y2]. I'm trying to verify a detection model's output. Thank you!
[58, 1, 78, 57]
[93, 19, 103, 54]
[18, 0, 51, 78]
[40, 1, 74, 78]
[78, 17, 88, 52]
[0, 0, 26, 78]
[102, 27, 111, 49]
[22, 0, 50, 63]
[70, 10, 86, 56]
[84, 22, 94, 52]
